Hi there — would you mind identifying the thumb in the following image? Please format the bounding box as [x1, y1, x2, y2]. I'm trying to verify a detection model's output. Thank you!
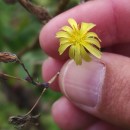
[59, 52, 130, 129]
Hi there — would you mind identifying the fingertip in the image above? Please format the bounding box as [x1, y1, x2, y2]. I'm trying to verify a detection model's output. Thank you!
[40, 0, 130, 59]
[52, 97, 96, 130]
[39, 0, 118, 58]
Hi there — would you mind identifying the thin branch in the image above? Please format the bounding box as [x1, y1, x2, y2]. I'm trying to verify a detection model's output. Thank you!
[25, 87, 47, 116]
[17, 58, 36, 86]
[19, 72, 59, 116]
[0, 72, 26, 82]
[17, 0, 51, 23]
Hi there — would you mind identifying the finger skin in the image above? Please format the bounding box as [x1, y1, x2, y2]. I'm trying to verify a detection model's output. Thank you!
[104, 43, 130, 57]
[86, 121, 122, 130]
[59, 53, 130, 129]
[52, 97, 97, 130]
[39, 0, 130, 59]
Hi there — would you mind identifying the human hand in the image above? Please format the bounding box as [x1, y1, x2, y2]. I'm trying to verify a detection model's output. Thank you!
[39, 0, 130, 129]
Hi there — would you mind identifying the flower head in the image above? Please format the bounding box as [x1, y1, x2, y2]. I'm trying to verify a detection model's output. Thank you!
[56, 18, 102, 65]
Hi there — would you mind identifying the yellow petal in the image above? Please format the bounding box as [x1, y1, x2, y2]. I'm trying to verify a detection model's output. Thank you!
[58, 43, 71, 55]
[83, 44, 101, 59]
[80, 46, 91, 61]
[60, 38, 69, 44]
[56, 31, 70, 38]
[68, 18, 78, 30]
[69, 45, 75, 59]
[86, 32, 101, 42]
[62, 26, 73, 33]
[80, 22, 88, 34]
[74, 44, 82, 65]
[80, 23, 96, 34]
[86, 38, 101, 48]
[86, 23, 96, 31]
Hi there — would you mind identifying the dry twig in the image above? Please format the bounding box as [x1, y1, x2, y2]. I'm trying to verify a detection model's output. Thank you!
[0, 52, 59, 129]
[3, 0, 17, 4]
[55, 0, 70, 15]
[80, 0, 90, 3]
[8, 72, 59, 129]
[17, 0, 51, 23]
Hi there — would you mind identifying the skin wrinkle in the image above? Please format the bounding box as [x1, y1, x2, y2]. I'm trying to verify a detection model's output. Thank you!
[109, 0, 119, 44]
[111, 0, 130, 43]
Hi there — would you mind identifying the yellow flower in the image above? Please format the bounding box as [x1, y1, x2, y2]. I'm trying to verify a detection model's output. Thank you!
[56, 18, 102, 65]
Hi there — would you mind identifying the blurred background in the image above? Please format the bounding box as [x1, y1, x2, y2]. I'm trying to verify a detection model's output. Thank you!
[0, 0, 81, 130]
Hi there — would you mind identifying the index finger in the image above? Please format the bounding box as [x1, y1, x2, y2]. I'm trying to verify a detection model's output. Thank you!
[39, 0, 130, 59]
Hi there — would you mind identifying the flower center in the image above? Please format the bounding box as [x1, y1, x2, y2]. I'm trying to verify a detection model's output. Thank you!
[69, 31, 85, 45]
